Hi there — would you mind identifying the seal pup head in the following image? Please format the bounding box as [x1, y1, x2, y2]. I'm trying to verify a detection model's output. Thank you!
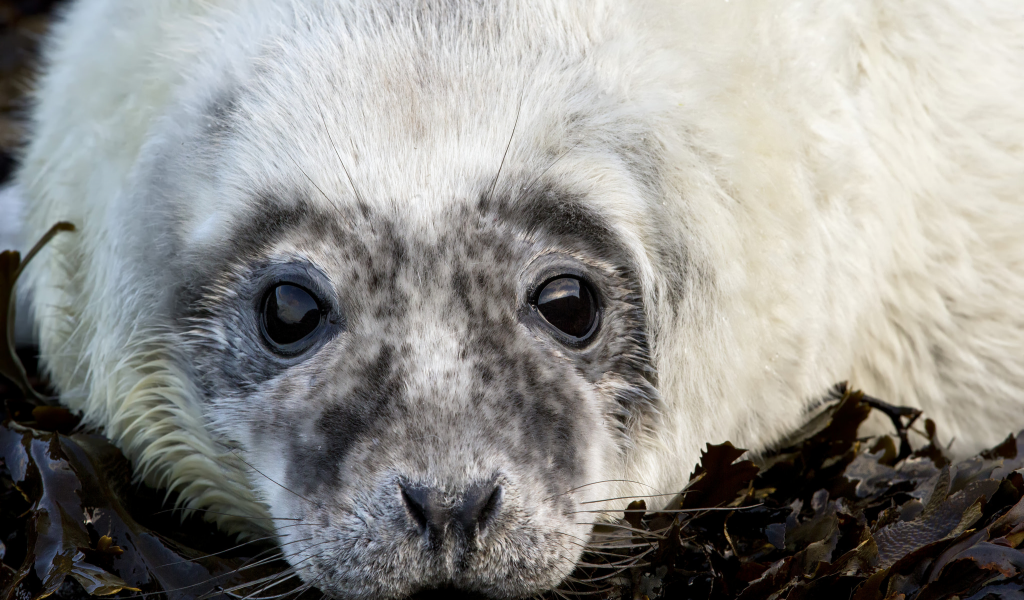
[23, 0, 879, 595]
[27, 0, 1024, 595]
[178, 192, 657, 597]
[149, 3, 665, 597]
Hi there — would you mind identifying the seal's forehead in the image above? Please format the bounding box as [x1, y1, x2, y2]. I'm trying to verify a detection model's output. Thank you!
[170, 6, 663, 269]
[168, 8, 665, 297]
[186, 0, 652, 222]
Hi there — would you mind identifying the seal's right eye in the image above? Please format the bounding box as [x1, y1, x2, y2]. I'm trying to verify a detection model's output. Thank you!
[534, 276, 599, 343]
[260, 283, 324, 354]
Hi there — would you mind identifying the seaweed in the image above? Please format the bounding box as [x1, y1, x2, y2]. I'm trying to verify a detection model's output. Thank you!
[549, 387, 1024, 600]
[0, 227, 319, 599]
[4, 231, 1024, 599]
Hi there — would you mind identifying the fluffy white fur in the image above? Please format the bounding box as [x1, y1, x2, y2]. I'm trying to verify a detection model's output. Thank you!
[16, 0, 1024, 540]
[0, 184, 24, 251]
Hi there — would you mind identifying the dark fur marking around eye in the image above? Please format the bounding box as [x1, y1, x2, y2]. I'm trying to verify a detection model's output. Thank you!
[174, 191, 352, 316]
[475, 183, 662, 435]
[478, 183, 624, 261]
[178, 179, 661, 451]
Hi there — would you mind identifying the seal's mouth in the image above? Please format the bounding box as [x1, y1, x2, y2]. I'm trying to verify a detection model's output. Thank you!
[271, 461, 592, 600]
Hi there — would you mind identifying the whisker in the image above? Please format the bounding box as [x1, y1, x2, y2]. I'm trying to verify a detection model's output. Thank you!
[234, 570, 304, 600]
[117, 553, 288, 600]
[571, 504, 760, 515]
[231, 450, 318, 507]
[544, 479, 666, 502]
[488, 87, 525, 201]
[518, 138, 583, 200]
[244, 537, 336, 569]
[214, 542, 332, 598]
[213, 571, 295, 600]
[285, 571, 329, 600]
[555, 577, 639, 597]
[114, 537, 310, 600]
[578, 539, 663, 551]
[289, 155, 340, 212]
[575, 522, 664, 540]
[193, 537, 331, 596]
[566, 559, 647, 585]
[151, 507, 303, 522]
[576, 548, 637, 559]
[548, 530, 655, 558]
[574, 556, 652, 569]
[552, 585, 606, 593]
[578, 491, 683, 505]
[229, 550, 331, 600]
[153, 533, 291, 568]
[314, 96, 364, 205]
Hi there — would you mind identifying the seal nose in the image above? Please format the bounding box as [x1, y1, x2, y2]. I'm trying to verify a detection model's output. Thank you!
[400, 481, 503, 542]
[457, 483, 503, 535]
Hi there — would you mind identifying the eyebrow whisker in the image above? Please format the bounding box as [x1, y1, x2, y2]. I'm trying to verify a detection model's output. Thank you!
[488, 86, 526, 202]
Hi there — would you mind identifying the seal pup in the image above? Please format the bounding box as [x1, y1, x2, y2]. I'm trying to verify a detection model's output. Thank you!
[14, 0, 1024, 597]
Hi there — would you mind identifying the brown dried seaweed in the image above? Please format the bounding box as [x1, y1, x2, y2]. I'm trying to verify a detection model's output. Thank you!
[550, 386, 1024, 600]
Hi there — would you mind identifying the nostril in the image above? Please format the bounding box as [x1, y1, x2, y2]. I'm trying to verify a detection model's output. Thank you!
[400, 480, 504, 544]
[400, 483, 430, 533]
[457, 483, 503, 537]
[479, 485, 503, 529]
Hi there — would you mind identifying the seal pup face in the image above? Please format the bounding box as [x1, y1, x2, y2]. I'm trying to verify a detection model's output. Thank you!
[147, 3, 666, 596]
[178, 189, 657, 597]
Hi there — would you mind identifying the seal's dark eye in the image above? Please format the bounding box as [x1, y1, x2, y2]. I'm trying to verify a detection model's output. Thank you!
[535, 276, 599, 342]
[260, 284, 324, 353]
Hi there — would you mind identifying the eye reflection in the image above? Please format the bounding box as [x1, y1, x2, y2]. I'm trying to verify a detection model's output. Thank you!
[275, 285, 318, 325]
[262, 284, 322, 348]
[535, 276, 598, 340]
[539, 278, 581, 304]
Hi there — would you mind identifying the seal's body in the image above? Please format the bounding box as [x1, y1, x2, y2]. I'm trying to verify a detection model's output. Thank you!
[16, 0, 1024, 596]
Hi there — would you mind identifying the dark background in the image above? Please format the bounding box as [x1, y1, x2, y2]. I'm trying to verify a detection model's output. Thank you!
[0, 0, 65, 184]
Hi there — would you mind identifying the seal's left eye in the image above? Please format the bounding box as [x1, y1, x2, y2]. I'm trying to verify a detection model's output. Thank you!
[260, 284, 324, 354]
[534, 276, 599, 342]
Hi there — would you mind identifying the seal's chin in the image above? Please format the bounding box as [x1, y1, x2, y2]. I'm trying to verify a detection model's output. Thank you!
[405, 587, 502, 600]
[283, 521, 583, 600]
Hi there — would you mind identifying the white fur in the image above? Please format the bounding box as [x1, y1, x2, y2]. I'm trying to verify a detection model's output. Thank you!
[16, 0, 1024, 540]
[0, 184, 24, 252]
